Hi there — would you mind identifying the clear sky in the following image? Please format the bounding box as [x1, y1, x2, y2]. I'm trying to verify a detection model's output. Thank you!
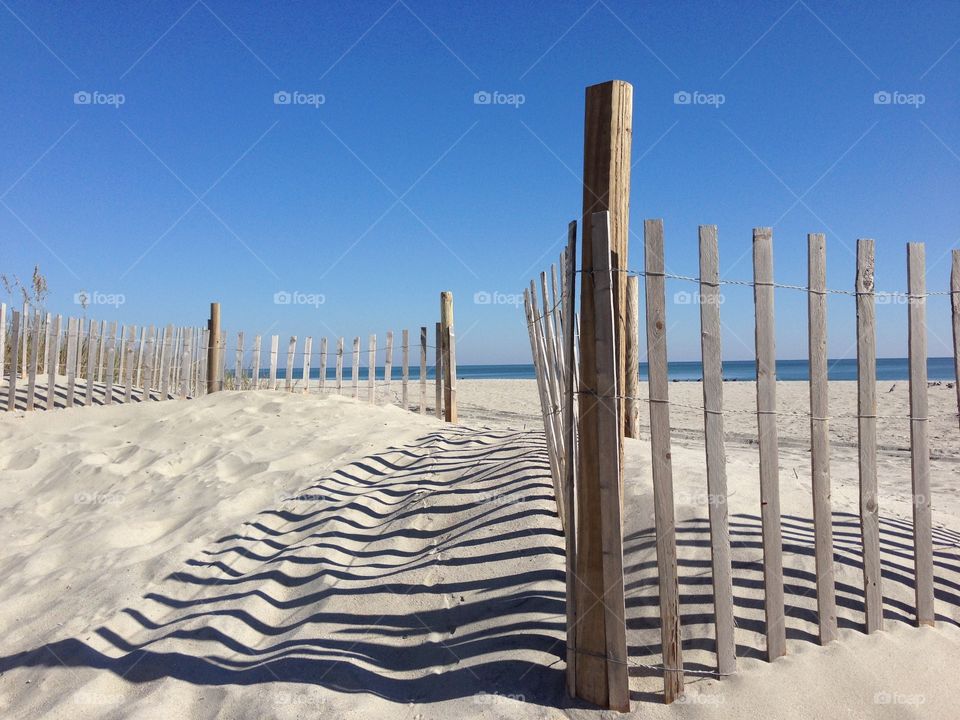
[2, 0, 957, 364]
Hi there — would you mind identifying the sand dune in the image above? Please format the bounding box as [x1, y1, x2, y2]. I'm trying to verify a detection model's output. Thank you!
[0, 382, 958, 718]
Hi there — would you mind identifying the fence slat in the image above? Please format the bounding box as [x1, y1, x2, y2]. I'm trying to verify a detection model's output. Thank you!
[65, 317, 79, 407]
[25, 310, 41, 410]
[104, 324, 117, 406]
[180, 328, 193, 399]
[47, 314, 62, 409]
[419, 326, 427, 414]
[236, 332, 245, 390]
[368, 334, 376, 404]
[252, 335, 262, 390]
[159, 324, 172, 400]
[807, 233, 837, 644]
[698, 224, 737, 676]
[562, 220, 579, 696]
[320, 337, 328, 391]
[590, 211, 630, 711]
[85, 321, 99, 406]
[143, 327, 156, 401]
[352, 336, 360, 399]
[285, 336, 297, 392]
[385, 330, 393, 401]
[952, 250, 959, 430]
[7, 310, 20, 411]
[0, 303, 6, 381]
[303, 336, 313, 393]
[124, 325, 136, 403]
[530, 282, 565, 529]
[336, 337, 344, 394]
[625, 275, 640, 438]
[643, 218, 684, 701]
[402, 329, 409, 409]
[539, 273, 565, 484]
[435, 322, 442, 419]
[753, 226, 786, 660]
[269, 335, 279, 390]
[907, 242, 934, 626]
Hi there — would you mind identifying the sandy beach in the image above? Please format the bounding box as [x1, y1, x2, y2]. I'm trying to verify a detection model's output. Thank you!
[0, 379, 957, 718]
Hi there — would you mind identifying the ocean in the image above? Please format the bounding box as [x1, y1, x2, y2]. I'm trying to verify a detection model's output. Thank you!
[262, 357, 957, 382]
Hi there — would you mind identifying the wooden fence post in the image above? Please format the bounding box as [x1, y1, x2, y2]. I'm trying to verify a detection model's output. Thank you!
[753, 227, 786, 661]
[6, 310, 20, 411]
[124, 325, 136, 403]
[575, 80, 633, 711]
[303, 337, 313, 393]
[435, 322, 442, 419]
[562, 220, 579, 697]
[368, 334, 376, 404]
[142, 327, 156, 401]
[587, 211, 629, 712]
[320, 337, 328, 391]
[440, 292, 457, 422]
[385, 331, 394, 400]
[207, 303, 221, 393]
[235, 331, 245, 390]
[159, 324, 172, 400]
[0, 303, 6, 382]
[336, 337, 344, 394]
[352, 336, 360, 399]
[65, 317, 79, 407]
[808, 233, 837, 644]
[625, 275, 640, 438]
[285, 336, 297, 391]
[952, 249, 959, 430]
[48, 314, 62, 409]
[907, 242, 934, 626]
[698, 225, 737, 676]
[419, 326, 427, 414]
[104, 325, 116, 406]
[402, 329, 409, 409]
[644, 219, 684, 701]
[25, 310, 41, 410]
[856, 238, 883, 633]
[269, 335, 279, 390]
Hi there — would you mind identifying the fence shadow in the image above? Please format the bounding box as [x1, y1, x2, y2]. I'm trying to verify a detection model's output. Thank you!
[0, 427, 572, 706]
[623, 510, 960, 697]
[0, 379, 176, 410]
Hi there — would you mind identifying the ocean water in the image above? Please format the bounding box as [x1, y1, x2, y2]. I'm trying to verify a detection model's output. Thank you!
[259, 358, 956, 382]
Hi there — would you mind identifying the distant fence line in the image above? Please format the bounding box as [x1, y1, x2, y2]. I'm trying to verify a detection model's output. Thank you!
[1, 295, 461, 421]
[525, 211, 960, 708]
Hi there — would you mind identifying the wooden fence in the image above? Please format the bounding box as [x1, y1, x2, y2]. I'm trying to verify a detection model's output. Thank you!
[525, 213, 960, 709]
[1, 295, 459, 420]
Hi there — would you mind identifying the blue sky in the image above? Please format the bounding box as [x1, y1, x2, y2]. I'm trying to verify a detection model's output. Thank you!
[1, 0, 957, 364]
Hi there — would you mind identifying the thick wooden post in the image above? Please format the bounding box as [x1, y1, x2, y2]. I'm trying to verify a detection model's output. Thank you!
[440, 292, 457, 423]
[207, 303, 221, 393]
[808, 233, 837, 644]
[856, 239, 883, 633]
[907, 242, 934, 626]
[575, 79, 633, 710]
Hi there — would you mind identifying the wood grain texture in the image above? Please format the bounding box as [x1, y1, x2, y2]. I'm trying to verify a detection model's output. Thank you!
[419, 326, 427, 414]
[65, 317, 78, 407]
[142, 327, 156, 401]
[385, 331, 394, 399]
[576, 79, 633, 710]
[352, 336, 360, 400]
[807, 233, 837, 644]
[320, 337, 328, 391]
[856, 239, 883, 633]
[49, 314, 63, 409]
[0, 303, 6, 382]
[285, 336, 297, 392]
[435, 323, 442, 419]
[753, 227, 787, 661]
[562, 220, 578, 697]
[441, 293, 457, 422]
[644, 219, 684, 702]
[6, 311, 20, 410]
[252, 335, 262, 390]
[368, 334, 376, 404]
[697, 225, 737, 676]
[402, 329, 409, 409]
[907, 242, 934, 626]
[124, 325, 136, 403]
[25, 310, 41, 410]
[952, 250, 959, 431]
[624, 275, 640, 438]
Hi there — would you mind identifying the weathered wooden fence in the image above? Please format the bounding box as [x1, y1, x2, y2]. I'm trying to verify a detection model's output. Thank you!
[525, 211, 960, 710]
[1, 292, 459, 420]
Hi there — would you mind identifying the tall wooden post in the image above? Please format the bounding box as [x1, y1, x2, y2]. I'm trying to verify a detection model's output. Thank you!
[575, 79, 633, 710]
[440, 291, 457, 423]
[207, 302, 222, 393]
[952, 250, 959, 430]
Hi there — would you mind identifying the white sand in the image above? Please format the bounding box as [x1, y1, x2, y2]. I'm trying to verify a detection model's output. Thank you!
[0, 380, 957, 718]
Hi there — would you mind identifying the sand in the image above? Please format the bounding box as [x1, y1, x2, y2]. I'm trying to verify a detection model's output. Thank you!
[0, 379, 958, 719]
